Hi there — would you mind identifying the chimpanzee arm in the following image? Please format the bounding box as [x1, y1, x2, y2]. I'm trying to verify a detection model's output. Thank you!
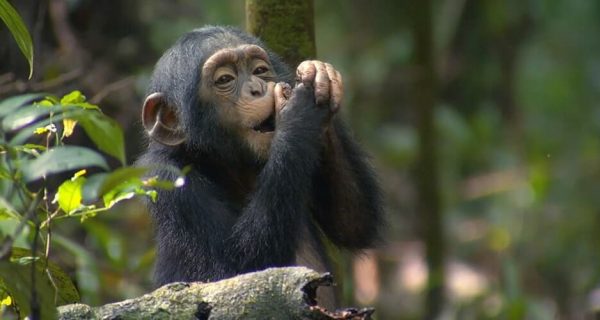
[147, 84, 328, 284]
[226, 84, 328, 271]
[148, 168, 240, 284]
[312, 117, 383, 249]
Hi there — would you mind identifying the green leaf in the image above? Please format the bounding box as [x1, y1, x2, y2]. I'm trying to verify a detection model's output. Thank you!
[81, 172, 108, 203]
[0, 0, 34, 79]
[0, 197, 19, 218]
[0, 262, 57, 319]
[0, 93, 45, 118]
[103, 188, 151, 208]
[57, 177, 86, 213]
[82, 167, 149, 202]
[1, 104, 59, 132]
[8, 108, 87, 145]
[0, 252, 61, 320]
[60, 91, 99, 110]
[15, 143, 46, 157]
[60, 90, 86, 104]
[22, 146, 109, 182]
[78, 112, 126, 165]
[10, 248, 80, 306]
[0, 197, 20, 221]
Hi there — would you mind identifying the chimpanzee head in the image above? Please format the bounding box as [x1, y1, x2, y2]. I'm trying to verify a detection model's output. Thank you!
[142, 26, 292, 163]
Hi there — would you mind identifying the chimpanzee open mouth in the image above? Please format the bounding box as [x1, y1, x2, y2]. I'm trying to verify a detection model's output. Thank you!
[253, 113, 275, 133]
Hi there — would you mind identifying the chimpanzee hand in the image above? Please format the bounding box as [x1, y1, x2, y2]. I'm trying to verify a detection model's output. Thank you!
[274, 81, 328, 137]
[274, 81, 292, 115]
[296, 60, 343, 115]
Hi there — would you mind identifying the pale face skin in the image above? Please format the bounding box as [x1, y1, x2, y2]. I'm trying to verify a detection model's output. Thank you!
[199, 45, 278, 159]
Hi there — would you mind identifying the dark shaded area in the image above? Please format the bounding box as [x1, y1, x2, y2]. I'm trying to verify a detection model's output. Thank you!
[194, 301, 212, 320]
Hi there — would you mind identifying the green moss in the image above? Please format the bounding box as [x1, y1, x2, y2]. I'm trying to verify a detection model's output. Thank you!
[246, 0, 316, 67]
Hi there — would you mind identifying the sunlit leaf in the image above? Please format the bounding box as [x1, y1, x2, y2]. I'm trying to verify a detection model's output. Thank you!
[0, 0, 34, 78]
[33, 126, 49, 135]
[0, 295, 11, 306]
[37, 99, 55, 107]
[60, 90, 86, 104]
[73, 169, 87, 179]
[144, 189, 158, 202]
[60, 90, 99, 110]
[22, 146, 109, 182]
[103, 189, 146, 208]
[143, 176, 179, 190]
[57, 176, 86, 213]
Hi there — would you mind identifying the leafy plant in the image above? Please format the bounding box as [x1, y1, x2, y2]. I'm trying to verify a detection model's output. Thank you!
[0, 0, 34, 78]
[0, 92, 184, 319]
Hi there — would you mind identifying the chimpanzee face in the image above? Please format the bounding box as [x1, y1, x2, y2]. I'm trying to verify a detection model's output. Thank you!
[142, 28, 295, 163]
[199, 44, 278, 159]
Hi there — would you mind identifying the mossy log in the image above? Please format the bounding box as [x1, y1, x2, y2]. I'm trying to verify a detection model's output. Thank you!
[58, 267, 373, 320]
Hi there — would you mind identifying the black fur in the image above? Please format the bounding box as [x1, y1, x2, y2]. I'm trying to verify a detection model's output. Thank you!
[138, 26, 383, 286]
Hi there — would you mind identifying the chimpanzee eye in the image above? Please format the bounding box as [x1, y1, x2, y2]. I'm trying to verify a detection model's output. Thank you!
[215, 74, 234, 85]
[253, 66, 269, 75]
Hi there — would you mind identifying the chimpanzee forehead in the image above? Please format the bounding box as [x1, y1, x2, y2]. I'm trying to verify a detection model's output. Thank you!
[202, 45, 270, 72]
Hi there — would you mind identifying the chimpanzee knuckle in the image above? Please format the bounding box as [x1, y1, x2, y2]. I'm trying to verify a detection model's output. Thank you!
[298, 60, 312, 69]
[297, 61, 317, 86]
[316, 61, 327, 71]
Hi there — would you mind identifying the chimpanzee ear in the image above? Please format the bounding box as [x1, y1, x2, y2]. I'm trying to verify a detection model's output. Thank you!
[142, 92, 186, 146]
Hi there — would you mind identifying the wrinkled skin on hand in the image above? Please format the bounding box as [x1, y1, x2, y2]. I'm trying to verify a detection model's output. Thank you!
[274, 60, 343, 122]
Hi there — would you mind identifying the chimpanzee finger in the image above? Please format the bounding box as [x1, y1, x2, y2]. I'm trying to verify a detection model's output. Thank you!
[325, 63, 343, 113]
[296, 60, 316, 87]
[274, 82, 291, 114]
[314, 61, 330, 107]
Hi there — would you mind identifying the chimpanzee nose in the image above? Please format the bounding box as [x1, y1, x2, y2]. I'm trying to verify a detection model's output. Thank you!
[248, 77, 265, 97]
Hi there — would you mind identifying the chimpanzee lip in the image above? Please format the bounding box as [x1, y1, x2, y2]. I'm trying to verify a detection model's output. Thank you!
[253, 113, 275, 133]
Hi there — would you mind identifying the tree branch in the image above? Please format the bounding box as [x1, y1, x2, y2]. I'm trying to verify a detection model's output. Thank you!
[58, 267, 374, 320]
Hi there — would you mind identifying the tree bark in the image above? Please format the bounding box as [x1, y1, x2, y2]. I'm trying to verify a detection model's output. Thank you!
[245, 0, 316, 67]
[57, 267, 373, 320]
[413, 0, 445, 319]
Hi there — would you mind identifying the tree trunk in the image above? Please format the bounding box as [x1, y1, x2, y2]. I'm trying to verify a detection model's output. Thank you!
[245, 0, 316, 67]
[413, 0, 445, 318]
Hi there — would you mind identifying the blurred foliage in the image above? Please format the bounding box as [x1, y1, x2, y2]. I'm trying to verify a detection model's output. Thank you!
[0, 91, 182, 318]
[1, 0, 600, 319]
